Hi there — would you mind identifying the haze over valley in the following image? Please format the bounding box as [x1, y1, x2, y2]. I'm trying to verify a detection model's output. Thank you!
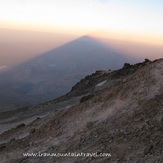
[0, 28, 163, 111]
[0, 34, 139, 111]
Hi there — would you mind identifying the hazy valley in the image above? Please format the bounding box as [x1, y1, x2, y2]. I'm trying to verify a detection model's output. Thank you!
[0, 35, 141, 112]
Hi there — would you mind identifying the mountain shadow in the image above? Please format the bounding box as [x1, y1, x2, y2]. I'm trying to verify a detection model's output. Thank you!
[0, 35, 139, 112]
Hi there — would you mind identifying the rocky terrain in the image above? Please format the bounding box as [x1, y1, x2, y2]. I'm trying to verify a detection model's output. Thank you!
[0, 58, 163, 163]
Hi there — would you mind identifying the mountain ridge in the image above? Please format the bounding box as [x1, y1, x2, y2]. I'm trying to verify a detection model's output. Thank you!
[0, 58, 162, 162]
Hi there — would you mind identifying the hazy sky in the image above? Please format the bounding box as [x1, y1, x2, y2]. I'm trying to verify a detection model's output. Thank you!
[0, 28, 77, 67]
[0, 0, 163, 67]
[0, 0, 163, 44]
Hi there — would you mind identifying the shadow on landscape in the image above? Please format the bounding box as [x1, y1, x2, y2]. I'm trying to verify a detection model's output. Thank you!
[0, 35, 140, 112]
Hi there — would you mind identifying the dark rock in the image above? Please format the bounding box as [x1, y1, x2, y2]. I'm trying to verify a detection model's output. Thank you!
[144, 145, 154, 155]
[144, 58, 151, 63]
[36, 117, 41, 120]
[30, 128, 36, 134]
[16, 123, 25, 129]
[0, 144, 6, 150]
[123, 63, 131, 69]
[80, 94, 94, 103]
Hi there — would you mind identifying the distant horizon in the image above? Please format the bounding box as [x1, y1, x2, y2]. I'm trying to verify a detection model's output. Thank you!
[0, 30, 163, 69]
[0, 0, 163, 45]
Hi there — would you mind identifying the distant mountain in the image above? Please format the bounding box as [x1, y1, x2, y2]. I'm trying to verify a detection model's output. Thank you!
[0, 36, 139, 111]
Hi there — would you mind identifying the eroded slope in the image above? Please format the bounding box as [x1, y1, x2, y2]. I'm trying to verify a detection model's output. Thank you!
[0, 59, 163, 163]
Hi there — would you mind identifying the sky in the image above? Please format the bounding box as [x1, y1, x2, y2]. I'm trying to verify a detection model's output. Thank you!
[0, 0, 163, 67]
[0, 0, 163, 44]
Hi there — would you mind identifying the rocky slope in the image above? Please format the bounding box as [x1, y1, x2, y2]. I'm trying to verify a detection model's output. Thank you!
[0, 58, 163, 163]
